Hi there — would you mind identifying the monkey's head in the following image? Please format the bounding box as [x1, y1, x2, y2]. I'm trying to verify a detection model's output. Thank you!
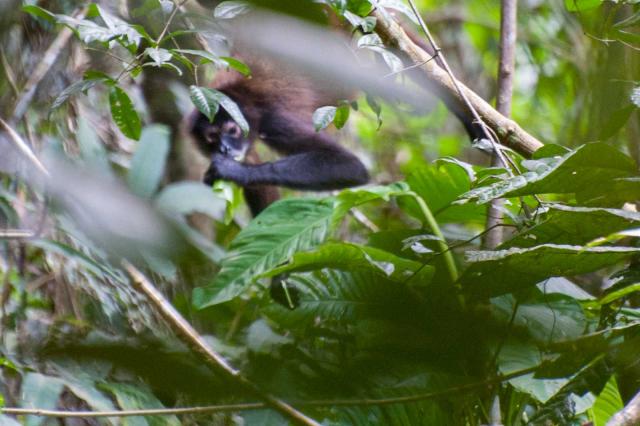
[189, 109, 250, 161]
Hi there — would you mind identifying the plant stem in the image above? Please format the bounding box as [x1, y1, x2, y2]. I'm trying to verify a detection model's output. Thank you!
[409, 192, 458, 284]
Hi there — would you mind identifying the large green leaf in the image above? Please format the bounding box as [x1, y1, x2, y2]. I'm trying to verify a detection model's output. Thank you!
[492, 293, 587, 343]
[262, 242, 434, 286]
[127, 125, 170, 199]
[459, 143, 636, 204]
[404, 162, 485, 223]
[264, 269, 422, 328]
[109, 86, 141, 140]
[335, 182, 411, 224]
[502, 204, 640, 248]
[192, 198, 335, 308]
[461, 244, 640, 297]
[498, 343, 569, 403]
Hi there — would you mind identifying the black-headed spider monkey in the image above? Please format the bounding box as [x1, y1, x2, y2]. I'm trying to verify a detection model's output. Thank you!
[189, 3, 479, 216]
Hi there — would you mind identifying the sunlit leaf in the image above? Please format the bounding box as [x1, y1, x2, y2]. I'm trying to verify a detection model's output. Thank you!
[109, 86, 141, 140]
[312, 106, 337, 132]
[193, 198, 335, 308]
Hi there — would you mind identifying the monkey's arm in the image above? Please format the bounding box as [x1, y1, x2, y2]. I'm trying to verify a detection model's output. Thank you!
[204, 111, 369, 190]
[204, 147, 369, 190]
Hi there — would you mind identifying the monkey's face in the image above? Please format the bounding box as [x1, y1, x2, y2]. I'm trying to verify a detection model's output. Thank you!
[189, 110, 250, 161]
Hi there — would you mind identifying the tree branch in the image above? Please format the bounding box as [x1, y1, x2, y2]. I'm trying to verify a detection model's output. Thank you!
[484, 0, 518, 250]
[373, 9, 543, 158]
[0, 365, 538, 419]
[123, 262, 321, 426]
[607, 390, 640, 426]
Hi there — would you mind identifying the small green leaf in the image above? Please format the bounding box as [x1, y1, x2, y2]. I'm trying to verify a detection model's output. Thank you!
[109, 86, 141, 140]
[333, 103, 350, 129]
[22, 5, 55, 23]
[189, 85, 219, 122]
[189, 86, 249, 135]
[144, 47, 172, 66]
[312, 106, 337, 132]
[51, 78, 103, 110]
[220, 56, 252, 76]
[214, 1, 252, 19]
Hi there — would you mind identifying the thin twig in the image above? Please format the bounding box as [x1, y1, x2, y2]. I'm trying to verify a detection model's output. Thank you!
[372, 9, 543, 157]
[0, 117, 49, 176]
[0, 230, 35, 239]
[0, 365, 538, 418]
[404, 0, 512, 173]
[122, 262, 321, 426]
[11, 6, 89, 124]
[349, 208, 380, 232]
[155, 0, 190, 46]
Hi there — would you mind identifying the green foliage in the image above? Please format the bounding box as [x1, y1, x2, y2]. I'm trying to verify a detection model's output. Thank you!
[3, 1, 640, 425]
[109, 86, 142, 140]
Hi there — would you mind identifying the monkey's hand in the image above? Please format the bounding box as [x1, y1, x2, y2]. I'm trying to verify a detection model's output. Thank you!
[203, 154, 249, 186]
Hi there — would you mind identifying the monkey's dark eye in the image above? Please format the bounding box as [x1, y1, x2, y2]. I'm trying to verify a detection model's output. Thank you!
[222, 121, 242, 138]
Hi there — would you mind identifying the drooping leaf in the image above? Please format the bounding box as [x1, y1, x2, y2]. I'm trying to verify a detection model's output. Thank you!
[219, 56, 252, 76]
[22, 5, 56, 23]
[51, 73, 112, 110]
[461, 244, 640, 297]
[127, 125, 170, 199]
[192, 198, 335, 308]
[109, 86, 141, 140]
[334, 103, 351, 129]
[189, 86, 249, 135]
